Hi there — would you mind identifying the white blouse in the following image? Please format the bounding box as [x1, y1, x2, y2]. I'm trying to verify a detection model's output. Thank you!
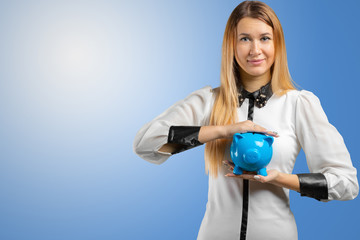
[133, 86, 359, 240]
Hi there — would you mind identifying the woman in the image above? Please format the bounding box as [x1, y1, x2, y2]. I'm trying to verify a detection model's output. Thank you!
[133, 1, 358, 239]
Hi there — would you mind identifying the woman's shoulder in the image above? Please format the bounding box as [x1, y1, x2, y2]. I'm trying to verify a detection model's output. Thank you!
[172, 86, 216, 114]
[186, 85, 213, 96]
[185, 85, 216, 102]
[275, 89, 324, 112]
[278, 88, 320, 102]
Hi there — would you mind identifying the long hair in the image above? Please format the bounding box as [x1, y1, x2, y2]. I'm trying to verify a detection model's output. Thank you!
[204, 1, 297, 178]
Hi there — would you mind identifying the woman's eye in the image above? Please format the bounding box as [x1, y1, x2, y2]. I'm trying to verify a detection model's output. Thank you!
[261, 36, 271, 41]
[240, 37, 249, 42]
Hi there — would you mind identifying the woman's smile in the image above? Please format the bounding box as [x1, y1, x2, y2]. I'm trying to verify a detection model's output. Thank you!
[248, 59, 265, 65]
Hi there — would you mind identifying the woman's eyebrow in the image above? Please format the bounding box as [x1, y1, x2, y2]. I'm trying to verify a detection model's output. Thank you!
[238, 32, 272, 36]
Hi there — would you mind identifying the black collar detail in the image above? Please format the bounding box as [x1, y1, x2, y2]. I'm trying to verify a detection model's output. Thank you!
[238, 82, 273, 108]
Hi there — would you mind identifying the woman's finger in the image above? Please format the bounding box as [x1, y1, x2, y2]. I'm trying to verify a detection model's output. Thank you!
[252, 123, 266, 131]
[253, 124, 279, 137]
[257, 126, 279, 137]
[264, 130, 279, 137]
[225, 173, 236, 177]
[240, 120, 279, 137]
[225, 173, 257, 180]
[223, 160, 235, 167]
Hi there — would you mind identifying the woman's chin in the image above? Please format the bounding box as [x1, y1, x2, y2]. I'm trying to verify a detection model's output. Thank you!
[246, 70, 269, 78]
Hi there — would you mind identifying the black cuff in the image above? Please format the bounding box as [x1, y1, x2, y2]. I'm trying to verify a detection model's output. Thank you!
[167, 126, 203, 154]
[297, 173, 328, 201]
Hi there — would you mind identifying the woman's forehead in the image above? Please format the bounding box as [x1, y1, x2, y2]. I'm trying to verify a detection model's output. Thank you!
[236, 17, 273, 36]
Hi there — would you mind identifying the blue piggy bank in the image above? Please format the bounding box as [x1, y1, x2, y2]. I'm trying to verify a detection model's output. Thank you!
[230, 132, 274, 176]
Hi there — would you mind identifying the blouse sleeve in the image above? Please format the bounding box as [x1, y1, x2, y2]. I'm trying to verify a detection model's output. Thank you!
[133, 86, 215, 165]
[295, 90, 359, 201]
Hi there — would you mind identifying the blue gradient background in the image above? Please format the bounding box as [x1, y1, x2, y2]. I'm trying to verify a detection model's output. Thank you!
[0, 0, 359, 239]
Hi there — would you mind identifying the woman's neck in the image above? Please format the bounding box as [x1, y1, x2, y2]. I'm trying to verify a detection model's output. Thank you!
[239, 70, 271, 92]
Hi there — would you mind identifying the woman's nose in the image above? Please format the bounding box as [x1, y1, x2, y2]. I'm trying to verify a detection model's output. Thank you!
[249, 41, 261, 56]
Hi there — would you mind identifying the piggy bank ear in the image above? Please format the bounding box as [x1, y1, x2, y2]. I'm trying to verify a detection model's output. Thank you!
[233, 133, 244, 143]
[264, 136, 274, 146]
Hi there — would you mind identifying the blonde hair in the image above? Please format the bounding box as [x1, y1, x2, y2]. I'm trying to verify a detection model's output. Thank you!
[205, 1, 297, 177]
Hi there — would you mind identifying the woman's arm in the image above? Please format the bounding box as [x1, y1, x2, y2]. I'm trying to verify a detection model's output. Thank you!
[257, 171, 300, 192]
[159, 120, 279, 153]
[253, 170, 300, 192]
[133, 86, 214, 164]
[295, 91, 358, 201]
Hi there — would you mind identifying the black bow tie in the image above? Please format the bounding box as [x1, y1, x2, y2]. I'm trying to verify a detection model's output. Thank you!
[238, 82, 273, 108]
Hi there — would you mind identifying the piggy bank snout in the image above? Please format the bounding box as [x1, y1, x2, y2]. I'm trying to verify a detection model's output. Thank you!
[243, 149, 261, 164]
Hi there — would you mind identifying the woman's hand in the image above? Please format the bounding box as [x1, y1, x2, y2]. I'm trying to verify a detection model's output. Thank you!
[223, 160, 300, 191]
[222, 120, 279, 139]
[198, 120, 278, 144]
[223, 160, 279, 183]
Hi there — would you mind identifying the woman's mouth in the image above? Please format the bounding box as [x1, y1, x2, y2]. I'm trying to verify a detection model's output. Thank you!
[248, 59, 264, 65]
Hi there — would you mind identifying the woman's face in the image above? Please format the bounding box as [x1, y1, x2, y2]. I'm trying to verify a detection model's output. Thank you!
[235, 17, 275, 78]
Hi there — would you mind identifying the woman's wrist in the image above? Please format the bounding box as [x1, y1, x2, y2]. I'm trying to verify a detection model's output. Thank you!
[219, 125, 228, 138]
[198, 125, 226, 143]
[268, 172, 300, 192]
[268, 171, 283, 185]
[221, 125, 234, 139]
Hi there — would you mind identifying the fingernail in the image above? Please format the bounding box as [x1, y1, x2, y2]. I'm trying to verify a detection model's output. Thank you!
[268, 131, 279, 137]
[254, 175, 260, 180]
